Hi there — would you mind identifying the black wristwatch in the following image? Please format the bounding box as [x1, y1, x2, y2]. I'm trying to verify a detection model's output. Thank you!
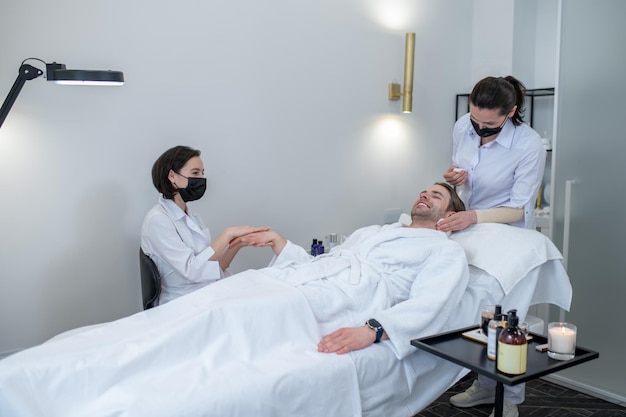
[366, 318, 384, 343]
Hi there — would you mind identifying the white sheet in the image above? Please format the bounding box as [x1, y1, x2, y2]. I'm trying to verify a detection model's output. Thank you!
[0, 272, 362, 417]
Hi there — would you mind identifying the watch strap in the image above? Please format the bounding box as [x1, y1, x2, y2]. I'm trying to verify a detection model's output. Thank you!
[374, 326, 383, 343]
[366, 319, 384, 343]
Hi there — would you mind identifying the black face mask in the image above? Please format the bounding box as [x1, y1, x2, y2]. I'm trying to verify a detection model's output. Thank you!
[176, 175, 207, 202]
[471, 118, 507, 138]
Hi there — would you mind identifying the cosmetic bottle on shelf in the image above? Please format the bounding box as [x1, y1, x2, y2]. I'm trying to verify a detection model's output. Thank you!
[327, 233, 338, 250]
[317, 240, 324, 255]
[311, 239, 318, 256]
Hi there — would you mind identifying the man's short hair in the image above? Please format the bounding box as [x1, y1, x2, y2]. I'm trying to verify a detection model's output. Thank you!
[435, 182, 466, 212]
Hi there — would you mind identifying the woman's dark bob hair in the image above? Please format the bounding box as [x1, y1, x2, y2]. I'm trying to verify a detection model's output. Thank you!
[152, 146, 201, 199]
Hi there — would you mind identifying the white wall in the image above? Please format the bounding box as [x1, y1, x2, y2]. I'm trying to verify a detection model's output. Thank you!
[0, 0, 481, 353]
[471, 0, 515, 81]
[512, 0, 557, 184]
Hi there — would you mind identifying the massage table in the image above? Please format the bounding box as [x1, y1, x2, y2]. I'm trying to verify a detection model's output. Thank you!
[0, 223, 572, 417]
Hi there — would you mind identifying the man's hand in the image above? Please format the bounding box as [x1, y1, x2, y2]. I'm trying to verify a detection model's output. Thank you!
[318, 325, 381, 355]
[229, 230, 287, 255]
[225, 226, 270, 241]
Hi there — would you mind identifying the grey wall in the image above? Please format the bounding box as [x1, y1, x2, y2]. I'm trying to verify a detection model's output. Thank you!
[0, 0, 483, 353]
[549, 0, 626, 403]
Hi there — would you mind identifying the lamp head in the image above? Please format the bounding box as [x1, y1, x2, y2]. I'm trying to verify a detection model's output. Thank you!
[0, 58, 124, 129]
[46, 62, 124, 86]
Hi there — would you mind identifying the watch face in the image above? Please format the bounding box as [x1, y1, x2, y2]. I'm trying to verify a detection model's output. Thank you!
[368, 318, 381, 329]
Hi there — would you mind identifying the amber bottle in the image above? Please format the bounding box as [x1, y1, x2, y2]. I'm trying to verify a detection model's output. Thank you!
[496, 309, 527, 375]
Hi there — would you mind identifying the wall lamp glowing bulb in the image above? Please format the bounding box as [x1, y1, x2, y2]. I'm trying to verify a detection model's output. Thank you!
[388, 33, 415, 114]
[0, 58, 124, 129]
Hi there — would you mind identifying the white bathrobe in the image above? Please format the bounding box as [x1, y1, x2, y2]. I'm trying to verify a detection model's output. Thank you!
[0, 223, 468, 417]
[267, 222, 469, 359]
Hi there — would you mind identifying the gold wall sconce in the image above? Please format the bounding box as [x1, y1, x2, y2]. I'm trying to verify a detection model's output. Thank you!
[388, 32, 415, 113]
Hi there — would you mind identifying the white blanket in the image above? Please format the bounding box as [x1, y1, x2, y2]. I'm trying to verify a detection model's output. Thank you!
[0, 272, 361, 417]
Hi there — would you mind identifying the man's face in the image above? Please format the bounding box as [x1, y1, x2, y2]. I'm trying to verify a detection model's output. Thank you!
[410, 184, 451, 222]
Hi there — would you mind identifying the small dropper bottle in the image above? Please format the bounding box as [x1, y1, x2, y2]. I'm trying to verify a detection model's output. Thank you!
[317, 240, 324, 255]
[487, 305, 504, 360]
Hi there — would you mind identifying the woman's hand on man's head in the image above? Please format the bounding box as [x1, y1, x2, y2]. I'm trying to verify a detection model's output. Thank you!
[443, 166, 467, 187]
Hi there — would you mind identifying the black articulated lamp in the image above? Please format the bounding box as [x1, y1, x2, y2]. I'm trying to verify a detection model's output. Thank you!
[0, 57, 124, 129]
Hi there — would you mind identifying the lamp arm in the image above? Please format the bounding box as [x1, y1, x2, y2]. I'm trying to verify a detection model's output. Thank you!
[0, 64, 44, 129]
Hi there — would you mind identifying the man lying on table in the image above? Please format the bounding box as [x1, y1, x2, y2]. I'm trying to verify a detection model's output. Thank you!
[233, 182, 469, 360]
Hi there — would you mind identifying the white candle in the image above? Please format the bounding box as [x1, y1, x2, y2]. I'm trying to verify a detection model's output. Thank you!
[548, 324, 576, 354]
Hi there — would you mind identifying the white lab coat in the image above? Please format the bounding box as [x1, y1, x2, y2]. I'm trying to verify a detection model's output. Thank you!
[141, 196, 224, 305]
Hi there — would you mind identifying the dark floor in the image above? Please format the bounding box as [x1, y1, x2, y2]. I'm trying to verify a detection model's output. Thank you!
[414, 372, 626, 417]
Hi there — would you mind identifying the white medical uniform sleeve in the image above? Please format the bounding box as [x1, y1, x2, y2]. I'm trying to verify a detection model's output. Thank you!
[144, 212, 221, 283]
[506, 135, 546, 209]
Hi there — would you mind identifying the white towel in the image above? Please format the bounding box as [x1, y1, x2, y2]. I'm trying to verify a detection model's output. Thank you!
[450, 223, 564, 294]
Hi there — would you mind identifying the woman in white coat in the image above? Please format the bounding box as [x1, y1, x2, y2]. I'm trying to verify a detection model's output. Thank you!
[141, 145, 268, 305]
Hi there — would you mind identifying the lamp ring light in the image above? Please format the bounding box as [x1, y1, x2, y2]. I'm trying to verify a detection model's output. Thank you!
[0, 57, 124, 129]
